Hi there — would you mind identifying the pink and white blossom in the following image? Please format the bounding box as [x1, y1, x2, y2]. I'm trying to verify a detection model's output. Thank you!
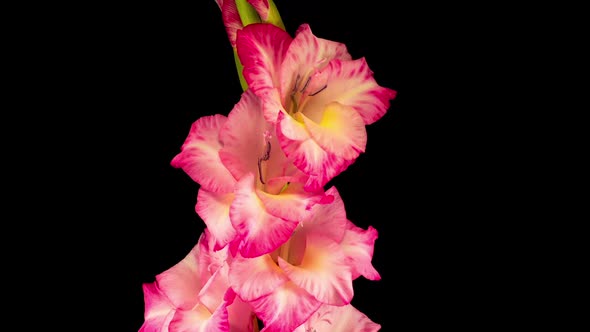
[171, 90, 333, 257]
[228, 187, 380, 331]
[139, 231, 255, 332]
[236, 23, 397, 191]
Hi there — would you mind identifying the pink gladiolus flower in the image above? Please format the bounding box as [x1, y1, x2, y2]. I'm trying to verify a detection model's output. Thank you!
[171, 90, 333, 257]
[227, 187, 380, 331]
[236, 23, 397, 191]
[294, 303, 381, 332]
[139, 231, 255, 332]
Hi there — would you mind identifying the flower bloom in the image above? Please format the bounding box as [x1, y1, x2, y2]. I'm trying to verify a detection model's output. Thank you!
[228, 187, 380, 331]
[171, 89, 333, 257]
[144, 5, 392, 330]
[139, 231, 254, 332]
[236, 23, 397, 191]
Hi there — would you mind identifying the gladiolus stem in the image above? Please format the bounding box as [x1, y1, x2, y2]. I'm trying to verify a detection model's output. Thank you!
[233, 48, 248, 91]
[266, 0, 285, 30]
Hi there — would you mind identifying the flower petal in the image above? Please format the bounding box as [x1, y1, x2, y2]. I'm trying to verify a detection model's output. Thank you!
[219, 89, 270, 181]
[247, 0, 269, 21]
[279, 23, 351, 104]
[139, 282, 175, 332]
[237, 23, 292, 122]
[303, 58, 397, 125]
[225, 288, 256, 332]
[342, 221, 381, 281]
[197, 230, 229, 280]
[230, 173, 300, 257]
[229, 253, 288, 301]
[301, 186, 347, 243]
[277, 111, 354, 191]
[294, 304, 381, 332]
[156, 242, 204, 310]
[170, 114, 236, 193]
[221, 0, 243, 47]
[300, 101, 367, 160]
[196, 189, 236, 251]
[279, 235, 353, 306]
[169, 303, 230, 332]
[198, 263, 230, 316]
[257, 184, 329, 223]
[250, 281, 321, 332]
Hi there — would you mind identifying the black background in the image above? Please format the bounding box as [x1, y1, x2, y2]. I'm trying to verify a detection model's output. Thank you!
[41, 0, 503, 330]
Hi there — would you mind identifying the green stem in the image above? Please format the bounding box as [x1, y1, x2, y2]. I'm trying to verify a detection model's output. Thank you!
[266, 0, 285, 30]
[233, 48, 248, 91]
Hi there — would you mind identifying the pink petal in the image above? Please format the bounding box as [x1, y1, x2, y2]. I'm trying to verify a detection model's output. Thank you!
[279, 23, 351, 104]
[197, 230, 229, 280]
[303, 58, 397, 125]
[247, 0, 269, 21]
[301, 186, 347, 243]
[139, 310, 174, 332]
[155, 243, 204, 310]
[256, 184, 329, 223]
[221, 0, 243, 47]
[198, 263, 230, 316]
[170, 114, 236, 193]
[236, 23, 292, 122]
[250, 281, 321, 332]
[224, 288, 256, 332]
[342, 221, 381, 281]
[169, 303, 230, 332]
[277, 111, 354, 191]
[219, 90, 270, 182]
[139, 282, 175, 332]
[260, 89, 286, 124]
[229, 253, 288, 302]
[295, 304, 381, 332]
[230, 173, 300, 257]
[195, 189, 237, 251]
[300, 102, 367, 160]
[279, 235, 353, 306]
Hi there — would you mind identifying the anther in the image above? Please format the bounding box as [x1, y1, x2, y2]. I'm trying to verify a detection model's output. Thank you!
[293, 74, 301, 92]
[257, 141, 272, 184]
[300, 77, 311, 93]
[309, 84, 327, 96]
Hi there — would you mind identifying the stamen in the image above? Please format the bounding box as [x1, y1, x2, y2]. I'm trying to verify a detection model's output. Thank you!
[308, 84, 327, 96]
[257, 141, 272, 184]
[292, 74, 301, 92]
[258, 159, 264, 184]
[300, 76, 311, 93]
[261, 141, 271, 161]
[290, 94, 298, 114]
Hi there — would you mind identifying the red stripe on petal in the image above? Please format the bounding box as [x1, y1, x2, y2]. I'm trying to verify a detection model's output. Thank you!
[237, 23, 292, 122]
